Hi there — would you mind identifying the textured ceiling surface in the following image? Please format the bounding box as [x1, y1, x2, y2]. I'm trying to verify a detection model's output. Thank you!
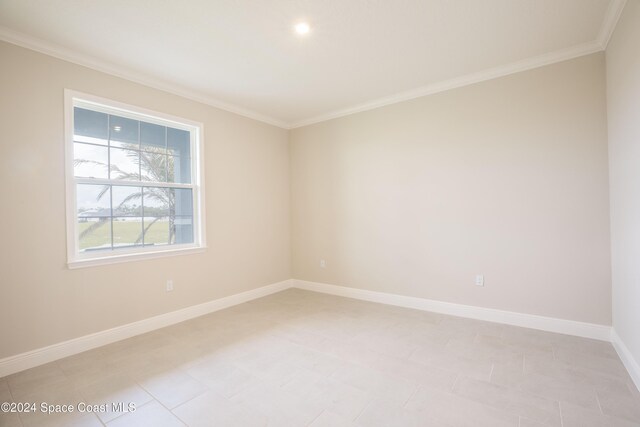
[0, 0, 617, 126]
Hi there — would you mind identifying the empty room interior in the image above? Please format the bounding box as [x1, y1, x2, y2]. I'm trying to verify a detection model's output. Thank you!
[1, 0, 640, 426]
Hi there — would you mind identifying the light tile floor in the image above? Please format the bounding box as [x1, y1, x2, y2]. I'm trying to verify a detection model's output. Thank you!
[1, 289, 639, 427]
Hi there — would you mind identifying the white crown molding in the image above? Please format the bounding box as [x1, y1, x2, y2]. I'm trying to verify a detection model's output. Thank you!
[0, 279, 293, 377]
[292, 280, 612, 341]
[0, 0, 629, 130]
[597, 0, 627, 49]
[0, 26, 290, 130]
[611, 329, 640, 392]
[289, 41, 602, 129]
[288, 0, 628, 129]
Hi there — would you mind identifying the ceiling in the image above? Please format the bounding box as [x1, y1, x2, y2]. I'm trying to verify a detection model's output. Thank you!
[0, 0, 626, 128]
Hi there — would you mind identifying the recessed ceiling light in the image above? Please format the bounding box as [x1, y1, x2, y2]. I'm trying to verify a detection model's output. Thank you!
[294, 22, 310, 35]
[113, 126, 122, 132]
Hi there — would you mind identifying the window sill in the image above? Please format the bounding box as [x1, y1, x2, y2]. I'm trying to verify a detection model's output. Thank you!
[67, 246, 207, 269]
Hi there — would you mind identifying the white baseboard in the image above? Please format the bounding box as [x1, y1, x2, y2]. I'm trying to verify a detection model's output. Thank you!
[0, 279, 293, 378]
[292, 279, 612, 341]
[0, 278, 619, 379]
[611, 329, 640, 392]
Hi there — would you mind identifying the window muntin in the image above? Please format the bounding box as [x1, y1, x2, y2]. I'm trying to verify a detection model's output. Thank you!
[66, 92, 204, 266]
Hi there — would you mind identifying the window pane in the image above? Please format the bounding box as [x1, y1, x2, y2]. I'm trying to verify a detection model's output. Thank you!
[78, 217, 111, 251]
[109, 115, 139, 149]
[144, 217, 170, 246]
[167, 128, 190, 157]
[70, 99, 201, 260]
[112, 217, 143, 248]
[171, 188, 193, 217]
[77, 184, 111, 217]
[171, 216, 194, 244]
[168, 155, 191, 184]
[110, 147, 140, 180]
[143, 187, 170, 217]
[74, 142, 108, 179]
[140, 122, 166, 153]
[112, 186, 142, 216]
[74, 107, 108, 145]
[140, 150, 167, 182]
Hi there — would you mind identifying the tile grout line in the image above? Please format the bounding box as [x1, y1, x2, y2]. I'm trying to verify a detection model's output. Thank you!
[53, 355, 104, 427]
[449, 374, 461, 393]
[402, 383, 420, 408]
[305, 409, 324, 427]
[594, 390, 604, 415]
[133, 374, 191, 424]
[4, 379, 25, 427]
[105, 399, 158, 425]
[353, 399, 375, 425]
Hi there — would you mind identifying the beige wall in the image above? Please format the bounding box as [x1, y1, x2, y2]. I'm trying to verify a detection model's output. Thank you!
[0, 41, 291, 359]
[607, 2, 640, 366]
[291, 53, 612, 325]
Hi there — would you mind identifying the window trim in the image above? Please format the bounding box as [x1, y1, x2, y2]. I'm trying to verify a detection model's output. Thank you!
[64, 89, 206, 269]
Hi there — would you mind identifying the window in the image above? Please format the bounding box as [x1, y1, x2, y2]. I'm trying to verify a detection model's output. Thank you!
[65, 90, 205, 268]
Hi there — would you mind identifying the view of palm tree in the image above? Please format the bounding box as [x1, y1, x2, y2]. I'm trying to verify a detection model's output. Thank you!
[73, 107, 194, 252]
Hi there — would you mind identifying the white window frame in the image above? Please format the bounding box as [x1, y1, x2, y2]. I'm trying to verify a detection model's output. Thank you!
[64, 89, 206, 269]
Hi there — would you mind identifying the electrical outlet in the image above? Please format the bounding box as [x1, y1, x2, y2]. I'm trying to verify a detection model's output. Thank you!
[475, 275, 484, 287]
[320, 259, 326, 268]
[166, 280, 174, 292]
